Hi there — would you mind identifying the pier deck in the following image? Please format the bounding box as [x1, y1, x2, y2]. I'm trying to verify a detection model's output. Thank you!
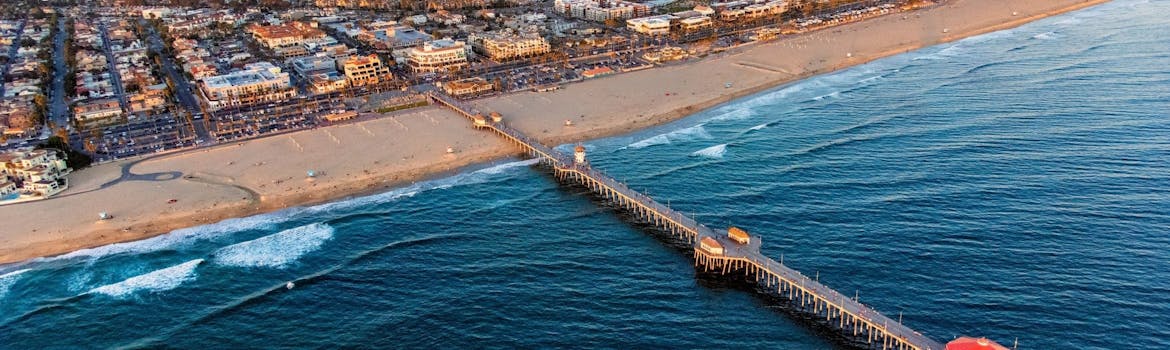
[431, 93, 946, 350]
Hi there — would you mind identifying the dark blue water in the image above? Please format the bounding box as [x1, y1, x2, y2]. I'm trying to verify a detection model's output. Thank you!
[3, 1, 1169, 348]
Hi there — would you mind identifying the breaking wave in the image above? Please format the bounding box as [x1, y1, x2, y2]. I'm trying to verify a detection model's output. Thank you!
[691, 144, 728, 159]
[709, 108, 752, 122]
[88, 259, 203, 298]
[0, 269, 31, 300]
[1032, 31, 1059, 40]
[625, 125, 711, 149]
[913, 44, 965, 61]
[34, 216, 277, 263]
[213, 223, 335, 268]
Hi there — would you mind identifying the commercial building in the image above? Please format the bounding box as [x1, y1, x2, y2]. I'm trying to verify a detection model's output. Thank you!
[198, 62, 295, 111]
[341, 54, 391, 87]
[469, 32, 550, 61]
[407, 39, 470, 74]
[439, 77, 494, 97]
[679, 16, 713, 31]
[626, 15, 673, 35]
[292, 54, 342, 77]
[250, 22, 329, 50]
[308, 72, 350, 94]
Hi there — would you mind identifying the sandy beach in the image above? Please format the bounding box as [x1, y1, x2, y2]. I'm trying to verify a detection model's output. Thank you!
[0, 0, 1109, 264]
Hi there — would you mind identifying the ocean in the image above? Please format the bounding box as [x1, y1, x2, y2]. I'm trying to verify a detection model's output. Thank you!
[2, 1, 1168, 348]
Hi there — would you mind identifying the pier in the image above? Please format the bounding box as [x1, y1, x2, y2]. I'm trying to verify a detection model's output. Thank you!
[430, 93, 947, 350]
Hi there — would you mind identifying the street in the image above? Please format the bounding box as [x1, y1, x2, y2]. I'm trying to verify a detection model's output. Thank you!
[141, 19, 212, 144]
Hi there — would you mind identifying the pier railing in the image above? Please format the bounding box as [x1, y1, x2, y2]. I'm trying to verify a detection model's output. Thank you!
[430, 92, 945, 350]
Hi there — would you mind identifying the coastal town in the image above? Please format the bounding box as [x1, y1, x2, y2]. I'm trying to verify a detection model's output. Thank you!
[0, 0, 919, 204]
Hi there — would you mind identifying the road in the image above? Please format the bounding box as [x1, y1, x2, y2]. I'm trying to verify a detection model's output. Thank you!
[0, 19, 27, 98]
[97, 21, 129, 113]
[49, 16, 69, 129]
[141, 19, 211, 144]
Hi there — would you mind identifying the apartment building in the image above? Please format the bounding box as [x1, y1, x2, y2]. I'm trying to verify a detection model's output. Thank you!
[554, 0, 650, 22]
[0, 149, 71, 198]
[469, 32, 550, 61]
[72, 98, 123, 126]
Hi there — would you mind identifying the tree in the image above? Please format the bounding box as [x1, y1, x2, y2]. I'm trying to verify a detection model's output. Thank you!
[38, 136, 92, 169]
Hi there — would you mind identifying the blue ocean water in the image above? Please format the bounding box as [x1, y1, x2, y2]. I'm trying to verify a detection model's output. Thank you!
[3, 1, 1169, 348]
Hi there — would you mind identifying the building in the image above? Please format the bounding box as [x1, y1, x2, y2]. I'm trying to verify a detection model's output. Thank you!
[292, 54, 341, 77]
[0, 97, 38, 137]
[0, 149, 71, 199]
[626, 15, 673, 35]
[714, 0, 786, 21]
[250, 22, 329, 50]
[308, 72, 349, 94]
[72, 98, 123, 126]
[128, 84, 168, 114]
[439, 77, 494, 97]
[407, 39, 469, 74]
[341, 54, 390, 87]
[554, 0, 650, 22]
[469, 32, 550, 61]
[642, 46, 687, 62]
[582, 66, 615, 78]
[679, 16, 713, 31]
[198, 62, 295, 111]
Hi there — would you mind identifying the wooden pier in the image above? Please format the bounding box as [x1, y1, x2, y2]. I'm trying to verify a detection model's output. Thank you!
[431, 93, 947, 350]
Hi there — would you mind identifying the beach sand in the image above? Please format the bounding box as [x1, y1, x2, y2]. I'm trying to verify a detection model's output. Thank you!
[0, 0, 1109, 264]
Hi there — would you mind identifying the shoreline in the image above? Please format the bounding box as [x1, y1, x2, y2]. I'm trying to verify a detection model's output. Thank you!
[0, 0, 1110, 265]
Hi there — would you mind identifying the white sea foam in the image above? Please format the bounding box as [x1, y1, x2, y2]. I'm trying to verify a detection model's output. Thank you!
[856, 74, 884, 85]
[914, 44, 964, 61]
[749, 123, 768, 131]
[1032, 31, 1058, 40]
[709, 108, 752, 122]
[88, 259, 203, 298]
[34, 215, 277, 263]
[0, 269, 31, 300]
[691, 144, 728, 159]
[66, 270, 94, 293]
[213, 223, 335, 268]
[626, 125, 711, 149]
[473, 158, 541, 176]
